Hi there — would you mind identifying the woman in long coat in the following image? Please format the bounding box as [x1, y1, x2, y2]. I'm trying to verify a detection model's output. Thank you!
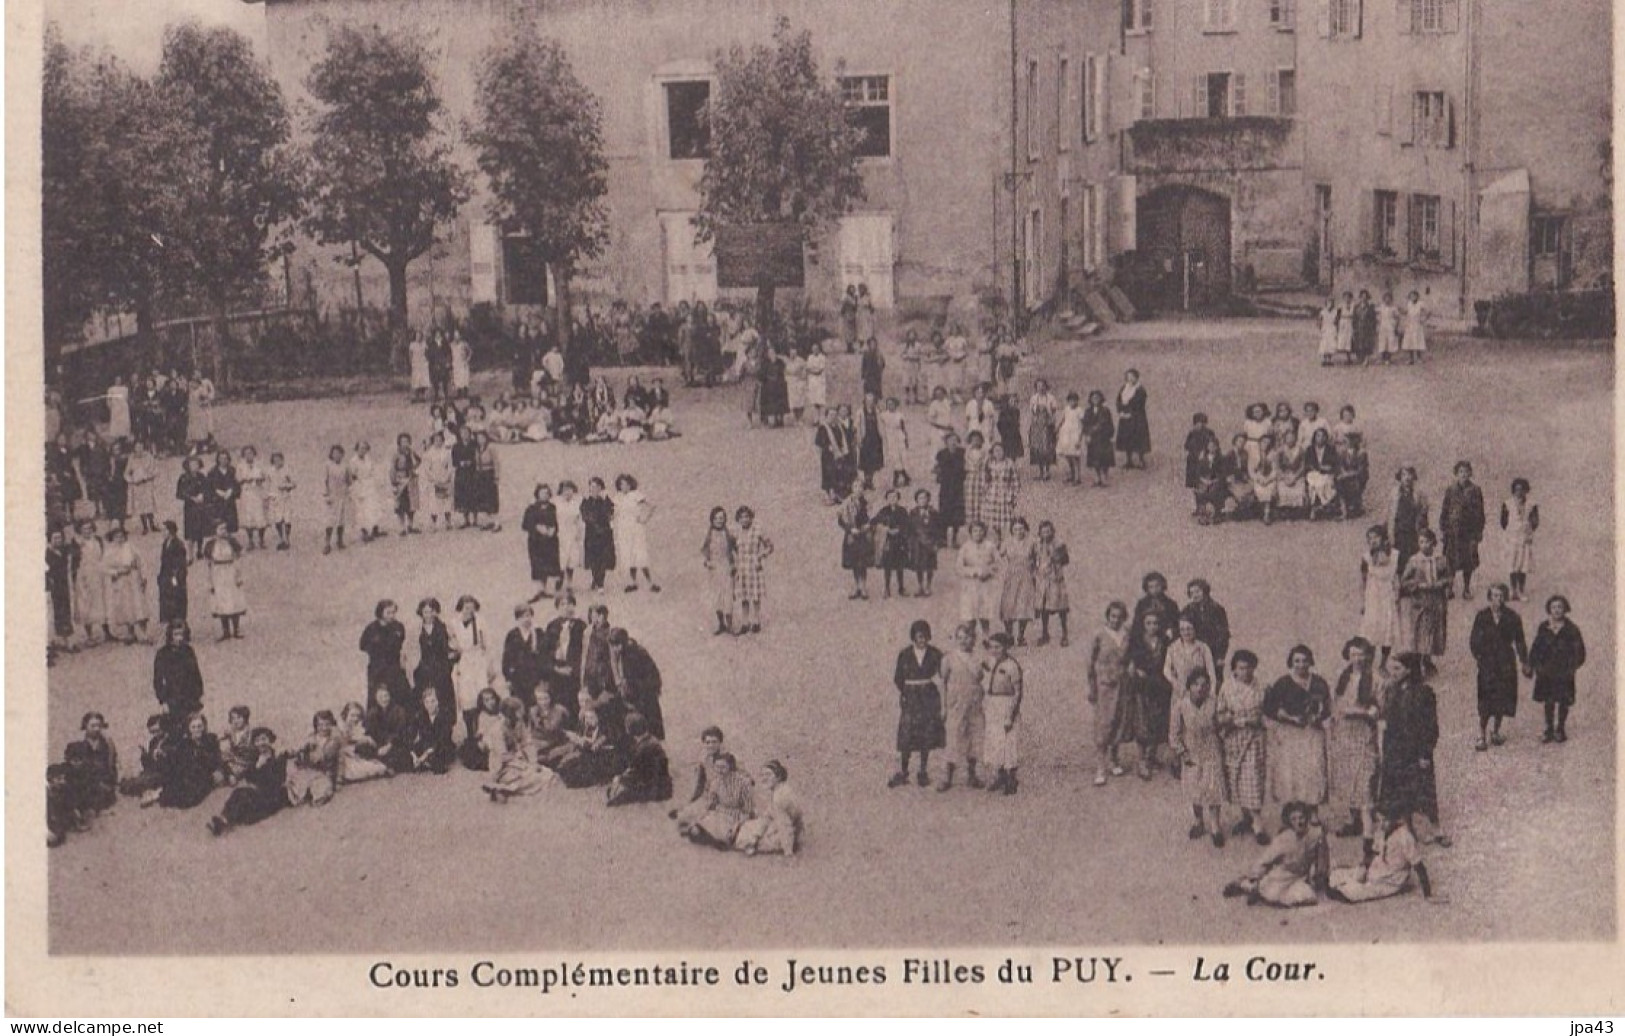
[1397, 528, 1450, 659]
[450, 428, 479, 527]
[176, 456, 210, 559]
[1328, 637, 1381, 838]
[153, 620, 204, 734]
[205, 451, 240, 535]
[890, 620, 946, 788]
[855, 395, 886, 491]
[359, 600, 411, 709]
[1527, 594, 1586, 744]
[413, 598, 457, 719]
[522, 484, 562, 599]
[1123, 610, 1173, 779]
[1262, 645, 1330, 813]
[1468, 584, 1527, 749]
[1081, 390, 1116, 485]
[1114, 370, 1150, 468]
[1379, 653, 1447, 844]
[933, 433, 967, 547]
[1086, 601, 1130, 786]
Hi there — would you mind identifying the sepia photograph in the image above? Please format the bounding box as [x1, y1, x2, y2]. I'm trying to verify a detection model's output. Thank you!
[8, 0, 1623, 1017]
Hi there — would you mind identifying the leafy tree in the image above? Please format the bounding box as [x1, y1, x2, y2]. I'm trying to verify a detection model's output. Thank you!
[467, 26, 609, 348]
[158, 22, 302, 385]
[697, 17, 866, 322]
[303, 24, 469, 366]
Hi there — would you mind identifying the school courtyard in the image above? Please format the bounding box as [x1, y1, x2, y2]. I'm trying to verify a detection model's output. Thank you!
[46, 319, 1615, 952]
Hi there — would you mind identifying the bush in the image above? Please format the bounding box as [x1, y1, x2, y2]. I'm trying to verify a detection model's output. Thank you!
[1482, 289, 1615, 340]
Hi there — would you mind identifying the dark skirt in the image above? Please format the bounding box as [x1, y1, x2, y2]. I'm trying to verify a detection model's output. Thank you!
[1117, 414, 1150, 455]
[1379, 755, 1438, 821]
[1086, 434, 1116, 471]
[453, 469, 477, 513]
[1532, 674, 1578, 706]
[222, 785, 286, 828]
[183, 501, 209, 542]
[841, 530, 873, 571]
[859, 427, 884, 475]
[897, 685, 946, 753]
[474, 472, 499, 515]
[528, 534, 562, 580]
[938, 479, 965, 527]
[584, 523, 616, 572]
[1476, 663, 1519, 719]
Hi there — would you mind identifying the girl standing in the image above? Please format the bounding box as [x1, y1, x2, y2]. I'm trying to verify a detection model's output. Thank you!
[322, 445, 350, 554]
[451, 428, 478, 529]
[1499, 478, 1539, 600]
[1398, 528, 1450, 662]
[204, 521, 247, 641]
[613, 474, 659, 592]
[391, 434, 421, 536]
[1375, 292, 1401, 361]
[1171, 671, 1227, 847]
[1216, 650, 1270, 844]
[580, 477, 618, 591]
[908, 489, 940, 597]
[1379, 653, 1448, 845]
[804, 341, 828, 421]
[879, 398, 910, 486]
[933, 432, 967, 548]
[177, 456, 210, 560]
[555, 480, 585, 590]
[925, 385, 955, 457]
[1318, 296, 1340, 366]
[785, 349, 808, 424]
[1263, 646, 1330, 815]
[1164, 616, 1217, 704]
[732, 506, 774, 633]
[980, 633, 1024, 795]
[997, 517, 1037, 645]
[873, 488, 914, 599]
[979, 442, 1021, 536]
[472, 431, 502, 531]
[349, 441, 386, 542]
[418, 432, 453, 532]
[837, 488, 873, 600]
[700, 507, 736, 635]
[1086, 602, 1130, 786]
[1335, 291, 1356, 360]
[1124, 611, 1173, 780]
[1115, 370, 1151, 469]
[1360, 527, 1401, 663]
[956, 521, 999, 634]
[889, 620, 946, 788]
[1056, 392, 1085, 485]
[1402, 290, 1428, 363]
[1082, 390, 1116, 486]
[964, 384, 997, 448]
[102, 527, 150, 644]
[856, 394, 886, 491]
[1027, 380, 1058, 481]
[1527, 595, 1586, 744]
[451, 595, 495, 738]
[237, 447, 268, 550]
[938, 623, 986, 791]
[1329, 637, 1382, 839]
[414, 598, 457, 720]
[359, 600, 410, 709]
[125, 441, 159, 535]
[522, 484, 563, 601]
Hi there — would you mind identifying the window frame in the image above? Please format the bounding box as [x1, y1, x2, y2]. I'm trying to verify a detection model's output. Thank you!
[1082, 54, 1100, 142]
[1125, 0, 1154, 35]
[1373, 190, 1400, 257]
[1202, 0, 1238, 33]
[1269, 0, 1297, 30]
[661, 78, 712, 161]
[1411, 89, 1448, 148]
[1409, 193, 1442, 264]
[1273, 67, 1297, 117]
[1328, 0, 1362, 38]
[1058, 56, 1073, 152]
[1134, 68, 1156, 122]
[1531, 214, 1567, 258]
[1026, 58, 1041, 162]
[839, 73, 895, 161]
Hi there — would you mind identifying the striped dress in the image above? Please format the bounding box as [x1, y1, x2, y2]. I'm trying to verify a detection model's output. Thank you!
[1328, 665, 1380, 808]
[1217, 676, 1266, 811]
[979, 457, 1021, 533]
[733, 526, 771, 605]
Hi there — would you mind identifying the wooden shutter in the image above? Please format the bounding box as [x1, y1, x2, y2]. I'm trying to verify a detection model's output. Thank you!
[1395, 0, 1413, 34]
[1445, 95, 1457, 148]
[470, 223, 499, 303]
[1442, 0, 1460, 31]
[1145, 72, 1157, 119]
[1359, 190, 1375, 253]
[1097, 51, 1111, 137]
[1111, 175, 1138, 254]
[1354, 0, 1364, 36]
[1193, 74, 1209, 118]
[1399, 90, 1416, 144]
[1317, 0, 1332, 36]
[1232, 72, 1247, 116]
[1268, 71, 1282, 115]
[1443, 199, 1457, 268]
[1123, 0, 1135, 30]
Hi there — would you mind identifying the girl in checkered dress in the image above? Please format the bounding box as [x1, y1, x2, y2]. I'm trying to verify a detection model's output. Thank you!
[978, 442, 1021, 535]
[732, 507, 774, 634]
[1217, 650, 1271, 845]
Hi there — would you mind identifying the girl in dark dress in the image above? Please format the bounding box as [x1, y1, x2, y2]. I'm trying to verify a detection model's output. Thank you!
[391, 432, 420, 535]
[1379, 652, 1448, 845]
[413, 597, 457, 719]
[522, 483, 563, 599]
[579, 477, 617, 591]
[995, 393, 1024, 462]
[105, 440, 130, 531]
[153, 620, 204, 736]
[1082, 390, 1116, 486]
[408, 685, 457, 774]
[176, 456, 210, 559]
[451, 428, 478, 528]
[1115, 370, 1151, 469]
[205, 451, 241, 534]
[860, 337, 886, 400]
[364, 686, 415, 773]
[1526, 594, 1586, 744]
[1182, 413, 1219, 494]
[472, 431, 501, 531]
[909, 488, 940, 596]
[207, 727, 287, 835]
[856, 395, 885, 491]
[872, 488, 914, 599]
[1124, 611, 1173, 779]
[838, 488, 873, 600]
[1468, 583, 1527, 749]
[814, 412, 849, 504]
[46, 527, 75, 652]
[933, 432, 967, 548]
[359, 599, 410, 709]
[157, 712, 223, 810]
[758, 347, 789, 427]
[68, 712, 119, 813]
[889, 620, 946, 788]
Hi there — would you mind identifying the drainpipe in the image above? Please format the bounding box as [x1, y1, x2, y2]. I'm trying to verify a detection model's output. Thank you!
[1010, 0, 1021, 321]
[1459, 0, 1476, 316]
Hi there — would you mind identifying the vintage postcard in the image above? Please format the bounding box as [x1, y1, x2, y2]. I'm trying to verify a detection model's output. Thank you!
[7, 0, 1623, 1016]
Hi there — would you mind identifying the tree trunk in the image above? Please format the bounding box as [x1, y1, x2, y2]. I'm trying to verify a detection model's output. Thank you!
[134, 296, 158, 370]
[755, 282, 778, 339]
[210, 291, 231, 392]
[556, 272, 575, 354]
[386, 255, 410, 373]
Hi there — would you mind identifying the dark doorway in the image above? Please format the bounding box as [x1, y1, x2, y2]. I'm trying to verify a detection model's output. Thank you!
[1137, 185, 1233, 310]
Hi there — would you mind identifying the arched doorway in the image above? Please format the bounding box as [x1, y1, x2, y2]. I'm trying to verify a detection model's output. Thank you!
[1137, 185, 1233, 310]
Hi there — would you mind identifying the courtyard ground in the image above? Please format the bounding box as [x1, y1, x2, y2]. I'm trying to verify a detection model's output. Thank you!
[46, 319, 1615, 953]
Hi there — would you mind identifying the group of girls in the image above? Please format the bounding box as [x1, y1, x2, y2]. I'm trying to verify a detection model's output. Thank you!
[327, 428, 500, 549]
[835, 484, 947, 601]
[1317, 288, 1430, 366]
[700, 505, 775, 635]
[1027, 368, 1153, 482]
[1183, 401, 1372, 525]
[46, 431, 167, 538]
[953, 517, 1072, 647]
[521, 474, 658, 598]
[671, 727, 803, 856]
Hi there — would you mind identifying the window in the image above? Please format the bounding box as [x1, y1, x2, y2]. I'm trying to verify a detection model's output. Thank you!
[1203, 0, 1237, 31]
[1408, 194, 1441, 262]
[1374, 190, 1399, 255]
[1532, 215, 1566, 257]
[664, 80, 710, 160]
[1325, 0, 1362, 37]
[501, 235, 549, 306]
[1124, 0, 1153, 33]
[1271, 68, 1297, 116]
[1410, 90, 1453, 147]
[1082, 54, 1100, 141]
[1058, 58, 1072, 151]
[1194, 72, 1240, 118]
[1026, 59, 1040, 160]
[840, 75, 892, 159]
[1134, 68, 1156, 121]
[1400, 0, 1459, 33]
[1269, 0, 1297, 29]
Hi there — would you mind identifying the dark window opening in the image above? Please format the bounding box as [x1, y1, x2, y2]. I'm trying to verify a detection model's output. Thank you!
[665, 80, 710, 160]
[502, 236, 549, 306]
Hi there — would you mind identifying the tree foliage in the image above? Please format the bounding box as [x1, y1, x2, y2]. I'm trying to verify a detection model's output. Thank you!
[303, 24, 470, 341]
[696, 17, 865, 245]
[467, 27, 609, 286]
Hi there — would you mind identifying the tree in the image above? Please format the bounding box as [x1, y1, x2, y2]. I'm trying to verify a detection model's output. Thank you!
[303, 24, 469, 367]
[158, 22, 302, 386]
[467, 27, 609, 349]
[696, 17, 866, 324]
